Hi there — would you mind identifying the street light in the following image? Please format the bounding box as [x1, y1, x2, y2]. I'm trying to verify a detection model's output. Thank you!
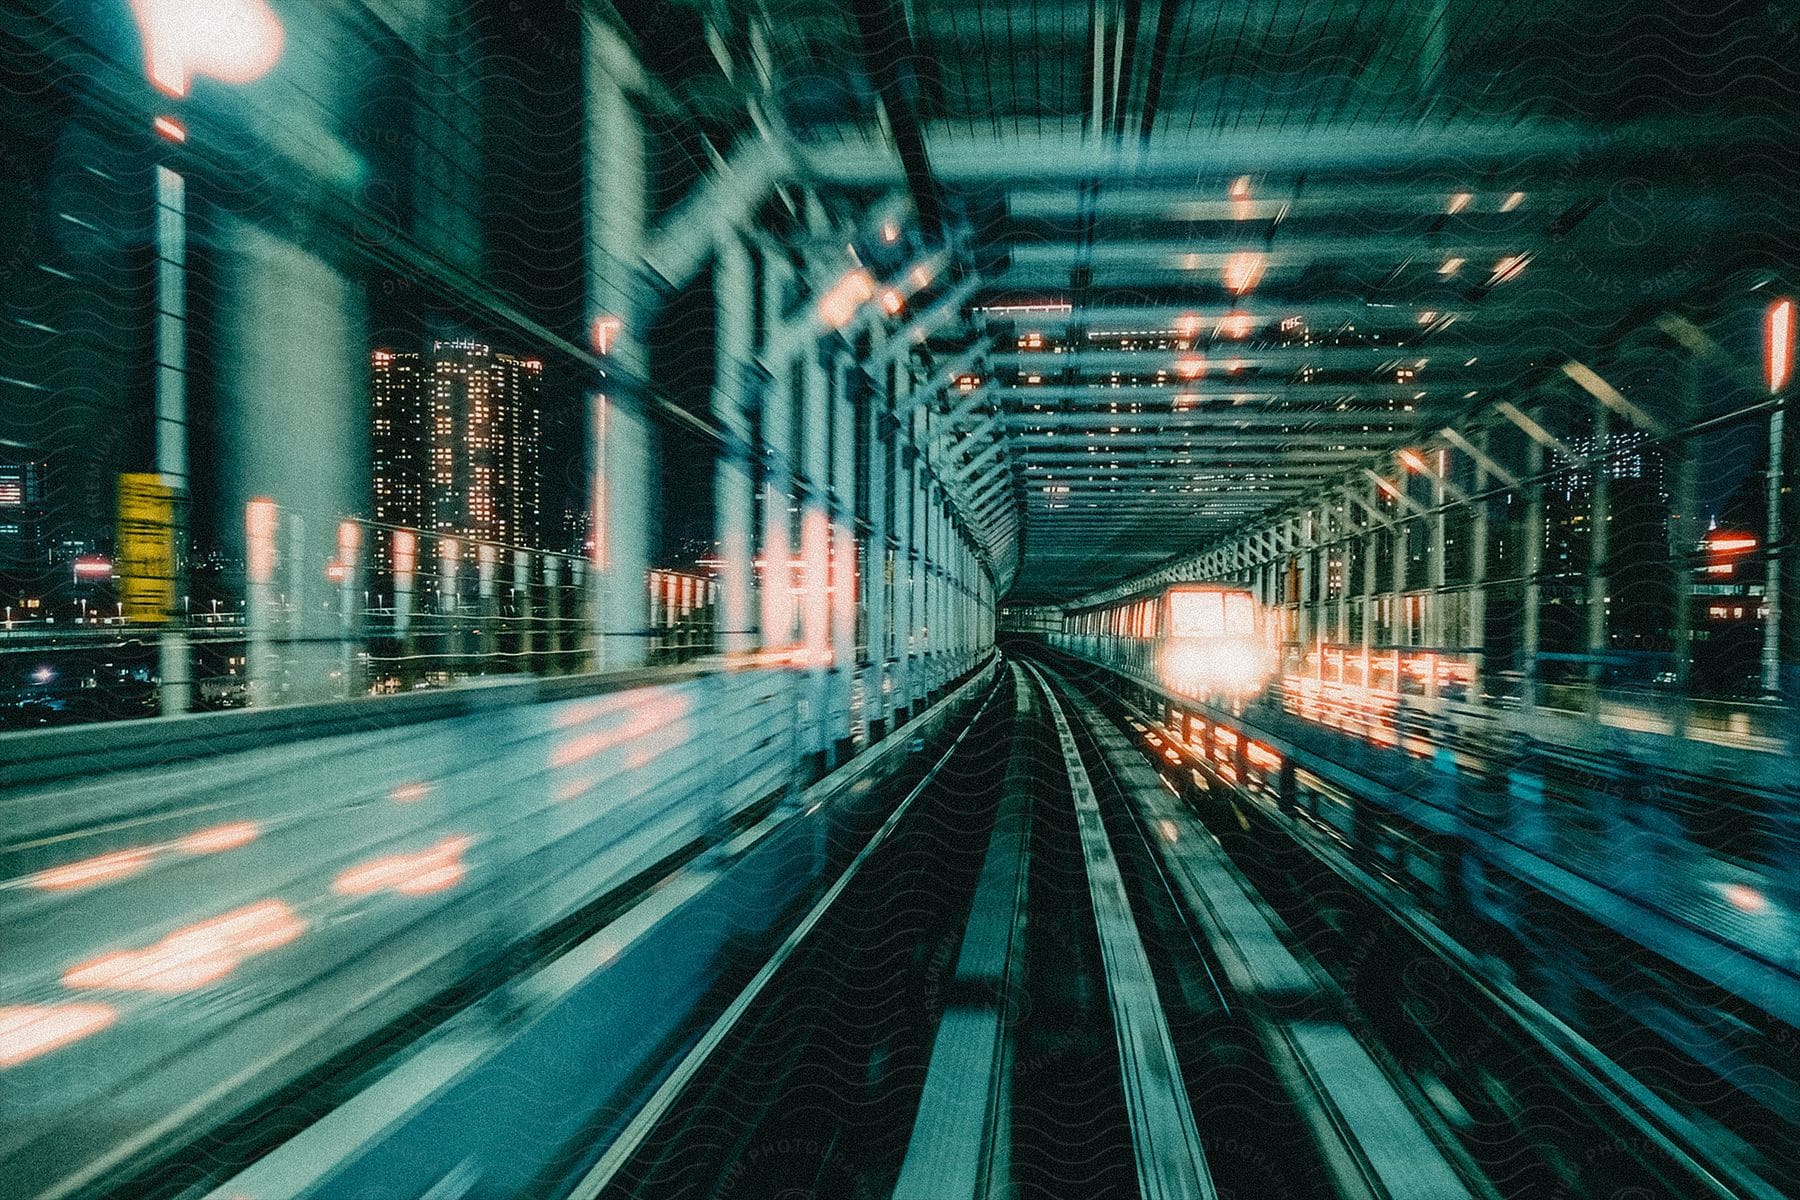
[127, 0, 285, 713]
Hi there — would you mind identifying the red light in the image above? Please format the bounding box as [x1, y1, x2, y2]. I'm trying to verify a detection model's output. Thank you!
[1767, 298, 1795, 393]
[591, 314, 622, 356]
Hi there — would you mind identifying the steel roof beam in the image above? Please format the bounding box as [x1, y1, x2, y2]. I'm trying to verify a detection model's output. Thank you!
[792, 120, 1654, 186]
[1008, 411, 1414, 429]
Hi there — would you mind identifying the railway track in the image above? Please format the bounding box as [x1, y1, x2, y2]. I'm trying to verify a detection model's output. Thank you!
[572, 656, 1502, 1200]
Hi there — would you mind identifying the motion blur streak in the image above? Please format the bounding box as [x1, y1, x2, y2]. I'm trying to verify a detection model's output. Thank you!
[331, 835, 473, 898]
[0, 1004, 119, 1067]
[25, 848, 155, 892]
[177, 821, 261, 855]
[62, 900, 306, 993]
[550, 696, 689, 767]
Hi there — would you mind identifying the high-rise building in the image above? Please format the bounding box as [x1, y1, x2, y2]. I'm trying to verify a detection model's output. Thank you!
[370, 341, 543, 550]
[0, 460, 46, 568]
[371, 350, 426, 531]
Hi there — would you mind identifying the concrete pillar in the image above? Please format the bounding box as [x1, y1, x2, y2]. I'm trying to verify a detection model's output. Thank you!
[1297, 515, 1315, 669]
[1390, 476, 1410, 652]
[477, 542, 498, 671]
[1766, 400, 1788, 699]
[1428, 449, 1448, 702]
[831, 352, 858, 754]
[153, 166, 191, 715]
[1469, 439, 1491, 700]
[1335, 499, 1352, 649]
[865, 352, 891, 735]
[1522, 425, 1546, 707]
[586, 18, 654, 670]
[1360, 489, 1379, 689]
[892, 373, 915, 714]
[513, 549, 535, 664]
[761, 258, 797, 650]
[220, 218, 365, 706]
[1584, 403, 1613, 714]
[713, 234, 758, 654]
[799, 348, 832, 761]
[542, 555, 561, 673]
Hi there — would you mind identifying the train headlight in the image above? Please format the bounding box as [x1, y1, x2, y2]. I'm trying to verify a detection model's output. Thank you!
[1159, 639, 1272, 697]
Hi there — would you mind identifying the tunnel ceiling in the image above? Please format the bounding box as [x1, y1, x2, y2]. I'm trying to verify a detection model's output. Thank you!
[647, 0, 1800, 606]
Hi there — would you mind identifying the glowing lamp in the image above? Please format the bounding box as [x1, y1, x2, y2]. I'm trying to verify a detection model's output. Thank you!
[591, 315, 622, 356]
[245, 497, 277, 585]
[130, 0, 284, 98]
[1767, 298, 1795, 393]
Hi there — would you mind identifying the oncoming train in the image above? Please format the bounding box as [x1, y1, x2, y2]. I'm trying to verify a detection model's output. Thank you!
[1059, 583, 1276, 700]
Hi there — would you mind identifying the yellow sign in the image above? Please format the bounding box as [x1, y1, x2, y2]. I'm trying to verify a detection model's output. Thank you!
[118, 473, 176, 623]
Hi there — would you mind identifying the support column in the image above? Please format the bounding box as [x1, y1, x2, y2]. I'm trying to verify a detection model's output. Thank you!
[831, 351, 858, 756]
[1666, 362, 1699, 732]
[1297, 515, 1315, 670]
[1469, 437, 1492, 701]
[153, 165, 191, 715]
[220, 218, 364, 706]
[1360, 490, 1379, 690]
[1584, 404, 1613, 714]
[587, 18, 653, 670]
[761, 258, 797, 650]
[1335, 499, 1352, 649]
[865, 351, 891, 737]
[1428, 449, 1448, 702]
[713, 233, 758, 655]
[799, 350, 832, 764]
[1521, 426, 1547, 707]
[896, 370, 921, 719]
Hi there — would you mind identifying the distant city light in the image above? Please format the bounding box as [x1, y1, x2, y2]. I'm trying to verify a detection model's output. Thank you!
[1223, 252, 1265, 295]
[71, 556, 113, 580]
[1217, 312, 1254, 338]
[819, 269, 876, 329]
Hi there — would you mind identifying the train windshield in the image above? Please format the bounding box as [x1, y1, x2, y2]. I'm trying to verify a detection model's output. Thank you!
[1169, 591, 1224, 637]
[1169, 589, 1255, 638]
[1222, 591, 1255, 637]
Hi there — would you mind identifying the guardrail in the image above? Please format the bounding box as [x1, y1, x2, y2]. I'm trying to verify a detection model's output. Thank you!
[0, 652, 987, 1200]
